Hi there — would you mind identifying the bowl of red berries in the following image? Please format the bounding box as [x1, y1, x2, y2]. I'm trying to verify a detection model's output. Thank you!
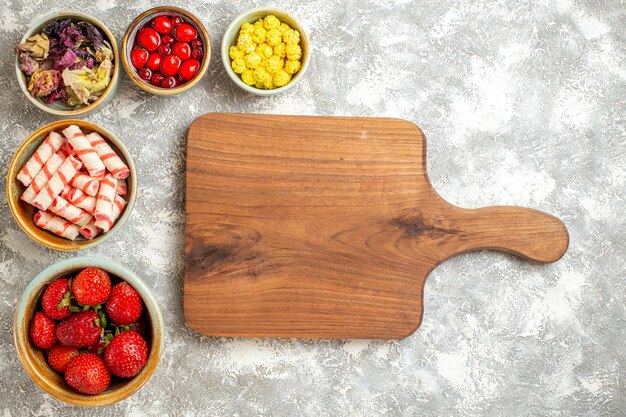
[14, 257, 163, 407]
[121, 6, 210, 95]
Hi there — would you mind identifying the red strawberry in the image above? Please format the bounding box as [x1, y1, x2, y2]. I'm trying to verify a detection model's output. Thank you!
[47, 345, 79, 373]
[104, 331, 148, 378]
[41, 278, 72, 320]
[106, 282, 143, 325]
[65, 353, 111, 395]
[30, 311, 57, 349]
[56, 310, 102, 348]
[72, 267, 111, 306]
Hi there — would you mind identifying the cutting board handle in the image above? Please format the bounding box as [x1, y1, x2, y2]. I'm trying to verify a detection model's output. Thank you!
[440, 206, 569, 263]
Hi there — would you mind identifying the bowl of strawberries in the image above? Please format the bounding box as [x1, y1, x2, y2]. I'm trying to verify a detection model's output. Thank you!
[14, 256, 163, 407]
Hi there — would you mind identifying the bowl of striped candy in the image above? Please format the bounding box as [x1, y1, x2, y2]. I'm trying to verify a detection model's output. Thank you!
[6, 119, 137, 251]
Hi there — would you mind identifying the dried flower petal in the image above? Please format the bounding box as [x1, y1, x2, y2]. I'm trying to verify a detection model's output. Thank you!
[17, 51, 39, 75]
[76, 22, 113, 62]
[62, 59, 112, 106]
[27, 69, 61, 97]
[16, 33, 50, 59]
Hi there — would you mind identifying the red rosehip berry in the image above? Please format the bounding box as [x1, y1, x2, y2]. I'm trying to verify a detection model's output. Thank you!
[152, 16, 172, 35]
[172, 42, 191, 61]
[161, 76, 178, 88]
[160, 54, 181, 77]
[151, 71, 165, 86]
[146, 52, 161, 71]
[170, 16, 183, 28]
[136, 27, 161, 52]
[130, 47, 149, 69]
[191, 38, 203, 49]
[174, 23, 197, 42]
[138, 67, 152, 81]
[191, 47, 203, 61]
[178, 59, 200, 81]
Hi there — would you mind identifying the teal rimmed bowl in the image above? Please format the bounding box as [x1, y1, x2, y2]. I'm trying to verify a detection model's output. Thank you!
[14, 257, 163, 407]
[6, 119, 137, 251]
[221, 7, 311, 96]
[15, 10, 120, 117]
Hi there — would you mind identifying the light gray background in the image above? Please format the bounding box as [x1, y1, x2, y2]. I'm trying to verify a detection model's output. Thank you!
[1, 0, 624, 415]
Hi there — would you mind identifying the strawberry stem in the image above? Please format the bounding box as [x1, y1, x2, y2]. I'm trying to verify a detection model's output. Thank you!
[69, 305, 83, 313]
[97, 309, 107, 328]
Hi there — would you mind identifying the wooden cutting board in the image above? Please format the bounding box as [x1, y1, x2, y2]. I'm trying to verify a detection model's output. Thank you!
[184, 113, 568, 339]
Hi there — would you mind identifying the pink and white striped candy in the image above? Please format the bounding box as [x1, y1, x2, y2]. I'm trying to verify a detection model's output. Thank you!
[62, 125, 106, 179]
[60, 184, 72, 199]
[66, 188, 96, 215]
[17, 132, 65, 187]
[86, 132, 130, 179]
[32, 155, 82, 211]
[34, 210, 80, 241]
[63, 142, 76, 156]
[94, 194, 127, 232]
[79, 220, 101, 239]
[50, 196, 93, 227]
[94, 174, 117, 222]
[21, 151, 66, 205]
[116, 178, 127, 196]
[70, 173, 99, 197]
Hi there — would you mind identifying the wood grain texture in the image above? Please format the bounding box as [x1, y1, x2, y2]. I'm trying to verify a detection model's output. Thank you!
[184, 113, 569, 339]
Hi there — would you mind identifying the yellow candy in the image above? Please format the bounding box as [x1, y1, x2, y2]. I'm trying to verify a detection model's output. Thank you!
[251, 27, 266, 44]
[229, 46, 244, 60]
[254, 67, 270, 83]
[257, 43, 274, 59]
[284, 59, 301, 75]
[237, 33, 253, 49]
[245, 52, 262, 69]
[263, 76, 274, 89]
[283, 29, 300, 45]
[231, 58, 246, 74]
[232, 14, 302, 90]
[273, 69, 291, 87]
[241, 69, 255, 85]
[265, 55, 283, 73]
[263, 14, 280, 30]
[266, 28, 282, 46]
[273, 43, 286, 58]
[240, 22, 254, 34]
[286, 44, 302, 61]
[278, 22, 291, 34]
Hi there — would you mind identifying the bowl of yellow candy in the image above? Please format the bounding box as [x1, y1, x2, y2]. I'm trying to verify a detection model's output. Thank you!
[222, 7, 310, 95]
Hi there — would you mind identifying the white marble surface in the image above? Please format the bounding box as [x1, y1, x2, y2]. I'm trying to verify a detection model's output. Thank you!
[1, 0, 625, 415]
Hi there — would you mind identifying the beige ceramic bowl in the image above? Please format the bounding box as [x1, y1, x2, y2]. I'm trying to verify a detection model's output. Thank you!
[122, 6, 211, 95]
[222, 7, 311, 95]
[14, 256, 163, 407]
[6, 120, 137, 251]
[15, 11, 120, 117]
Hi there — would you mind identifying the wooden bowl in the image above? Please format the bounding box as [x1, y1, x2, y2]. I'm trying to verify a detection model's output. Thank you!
[15, 11, 120, 117]
[14, 256, 163, 407]
[221, 7, 311, 96]
[121, 6, 211, 95]
[6, 120, 137, 251]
